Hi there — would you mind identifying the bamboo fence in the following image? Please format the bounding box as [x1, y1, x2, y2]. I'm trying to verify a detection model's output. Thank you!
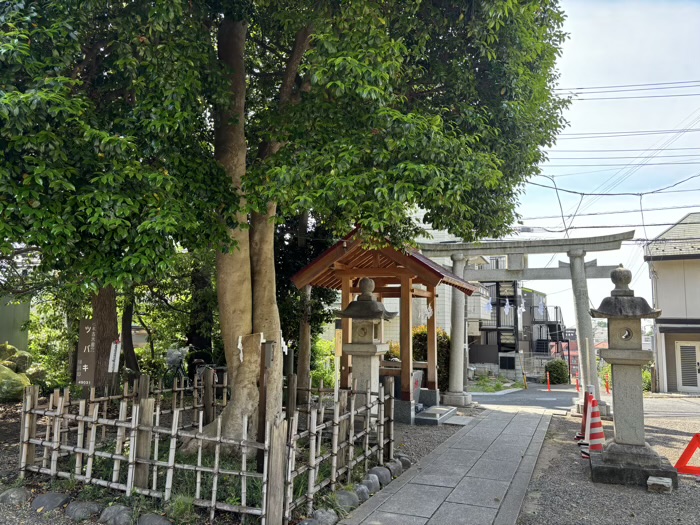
[18, 373, 395, 525]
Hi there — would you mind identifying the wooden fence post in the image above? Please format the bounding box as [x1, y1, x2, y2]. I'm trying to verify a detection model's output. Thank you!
[307, 409, 317, 516]
[203, 368, 215, 425]
[134, 397, 154, 489]
[385, 377, 395, 461]
[266, 414, 287, 525]
[377, 383, 384, 466]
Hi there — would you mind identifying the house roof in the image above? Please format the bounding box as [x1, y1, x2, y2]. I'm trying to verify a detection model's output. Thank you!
[291, 229, 478, 296]
[645, 213, 700, 260]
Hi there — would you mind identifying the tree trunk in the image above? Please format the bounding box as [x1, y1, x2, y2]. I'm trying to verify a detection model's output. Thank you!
[91, 286, 118, 391]
[186, 264, 213, 352]
[121, 292, 140, 376]
[212, 17, 259, 444]
[250, 204, 282, 420]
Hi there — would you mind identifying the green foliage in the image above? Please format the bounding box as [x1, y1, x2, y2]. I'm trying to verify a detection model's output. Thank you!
[471, 374, 507, 393]
[311, 338, 336, 388]
[0, 1, 235, 294]
[642, 368, 652, 392]
[256, 0, 569, 245]
[25, 293, 87, 391]
[411, 325, 450, 391]
[275, 215, 337, 354]
[167, 495, 196, 524]
[0, 363, 30, 401]
[545, 358, 569, 384]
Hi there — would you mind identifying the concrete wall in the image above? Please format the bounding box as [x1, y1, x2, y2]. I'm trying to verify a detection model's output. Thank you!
[0, 296, 31, 352]
[663, 332, 700, 391]
[654, 260, 700, 318]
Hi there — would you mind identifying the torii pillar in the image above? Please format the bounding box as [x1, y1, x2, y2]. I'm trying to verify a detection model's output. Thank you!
[442, 254, 472, 406]
[568, 249, 601, 404]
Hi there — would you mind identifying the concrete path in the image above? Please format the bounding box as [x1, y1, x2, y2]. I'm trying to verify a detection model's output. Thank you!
[341, 409, 550, 525]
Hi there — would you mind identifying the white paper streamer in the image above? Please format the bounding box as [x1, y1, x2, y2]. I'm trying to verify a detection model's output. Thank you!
[282, 337, 288, 355]
[237, 335, 243, 362]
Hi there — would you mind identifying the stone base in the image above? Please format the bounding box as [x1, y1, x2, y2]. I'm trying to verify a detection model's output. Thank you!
[574, 398, 612, 417]
[419, 388, 440, 407]
[590, 442, 678, 488]
[414, 406, 457, 426]
[394, 399, 415, 425]
[441, 391, 472, 407]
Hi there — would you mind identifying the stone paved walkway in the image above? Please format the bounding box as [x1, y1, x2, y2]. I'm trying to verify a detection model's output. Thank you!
[341, 409, 551, 525]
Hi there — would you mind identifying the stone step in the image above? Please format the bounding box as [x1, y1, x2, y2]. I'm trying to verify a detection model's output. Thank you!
[414, 405, 457, 426]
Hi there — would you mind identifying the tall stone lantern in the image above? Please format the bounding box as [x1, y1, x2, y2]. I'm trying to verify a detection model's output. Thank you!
[589, 265, 677, 487]
[337, 278, 396, 412]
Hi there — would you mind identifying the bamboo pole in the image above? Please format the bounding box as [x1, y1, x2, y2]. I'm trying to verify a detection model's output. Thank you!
[163, 409, 180, 501]
[306, 409, 317, 515]
[50, 394, 64, 477]
[377, 383, 384, 465]
[112, 400, 128, 483]
[364, 380, 371, 472]
[260, 421, 271, 525]
[84, 404, 99, 482]
[42, 392, 54, 469]
[75, 400, 87, 477]
[152, 402, 161, 492]
[241, 415, 248, 509]
[125, 403, 140, 496]
[195, 411, 203, 501]
[209, 416, 222, 523]
[347, 381, 356, 483]
[19, 386, 35, 478]
[284, 411, 298, 521]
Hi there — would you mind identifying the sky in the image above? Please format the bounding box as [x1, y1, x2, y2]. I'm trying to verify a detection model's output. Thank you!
[512, 0, 700, 325]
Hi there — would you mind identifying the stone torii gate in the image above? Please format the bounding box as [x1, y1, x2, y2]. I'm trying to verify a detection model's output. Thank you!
[420, 231, 635, 410]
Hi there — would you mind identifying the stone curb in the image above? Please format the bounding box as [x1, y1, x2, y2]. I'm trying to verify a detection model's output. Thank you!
[493, 413, 551, 525]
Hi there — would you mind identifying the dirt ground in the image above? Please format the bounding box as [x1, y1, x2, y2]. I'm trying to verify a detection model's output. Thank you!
[518, 415, 700, 525]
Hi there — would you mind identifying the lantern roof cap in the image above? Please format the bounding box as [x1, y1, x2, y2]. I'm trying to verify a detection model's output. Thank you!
[336, 278, 398, 321]
[590, 265, 660, 319]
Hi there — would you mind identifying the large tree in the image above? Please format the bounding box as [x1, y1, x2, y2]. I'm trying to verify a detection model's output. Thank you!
[0, 1, 234, 386]
[2, 0, 567, 442]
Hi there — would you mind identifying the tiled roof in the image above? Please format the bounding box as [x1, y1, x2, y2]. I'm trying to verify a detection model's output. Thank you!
[645, 213, 700, 259]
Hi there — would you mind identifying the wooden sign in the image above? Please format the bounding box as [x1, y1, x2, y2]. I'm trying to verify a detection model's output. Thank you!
[75, 319, 97, 387]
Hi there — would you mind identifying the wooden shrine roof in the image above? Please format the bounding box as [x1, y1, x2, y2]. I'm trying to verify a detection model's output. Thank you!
[291, 229, 477, 296]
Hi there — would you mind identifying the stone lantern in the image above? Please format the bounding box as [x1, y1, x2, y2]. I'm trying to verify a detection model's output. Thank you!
[589, 265, 677, 487]
[337, 278, 396, 411]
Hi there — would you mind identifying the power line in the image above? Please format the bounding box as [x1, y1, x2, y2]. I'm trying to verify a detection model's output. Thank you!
[561, 84, 700, 96]
[554, 79, 700, 91]
[546, 154, 700, 160]
[543, 162, 700, 167]
[529, 173, 700, 196]
[539, 221, 700, 232]
[521, 204, 700, 221]
[558, 128, 700, 138]
[572, 93, 700, 101]
[544, 147, 700, 153]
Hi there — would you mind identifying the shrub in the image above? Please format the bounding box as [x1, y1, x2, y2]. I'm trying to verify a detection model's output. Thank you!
[411, 325, 451, 391]
[545, 358, 569, 384]
[642, 368, 652, 392]
[311, 338, 336, 388]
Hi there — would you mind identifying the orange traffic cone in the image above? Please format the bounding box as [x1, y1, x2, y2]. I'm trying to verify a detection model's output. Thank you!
[574, 390, 589, 442]
[587, 398, 605, 454]
[580, 395, 593, 459]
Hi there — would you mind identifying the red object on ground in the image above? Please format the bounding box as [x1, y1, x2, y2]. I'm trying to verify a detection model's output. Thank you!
[547, 371, 551, 392]
[605, 373, 611, 394]
[575, 390, 590, 442]
[580, 395, 594, 459]
[576, 372, 580, 393]
[587, 398, 605, 454]
[675, 434, 700, 476]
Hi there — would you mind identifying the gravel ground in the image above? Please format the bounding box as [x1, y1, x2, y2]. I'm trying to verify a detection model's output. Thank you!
[518, 415, 700, 525]
[393, 406, 484, 463]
